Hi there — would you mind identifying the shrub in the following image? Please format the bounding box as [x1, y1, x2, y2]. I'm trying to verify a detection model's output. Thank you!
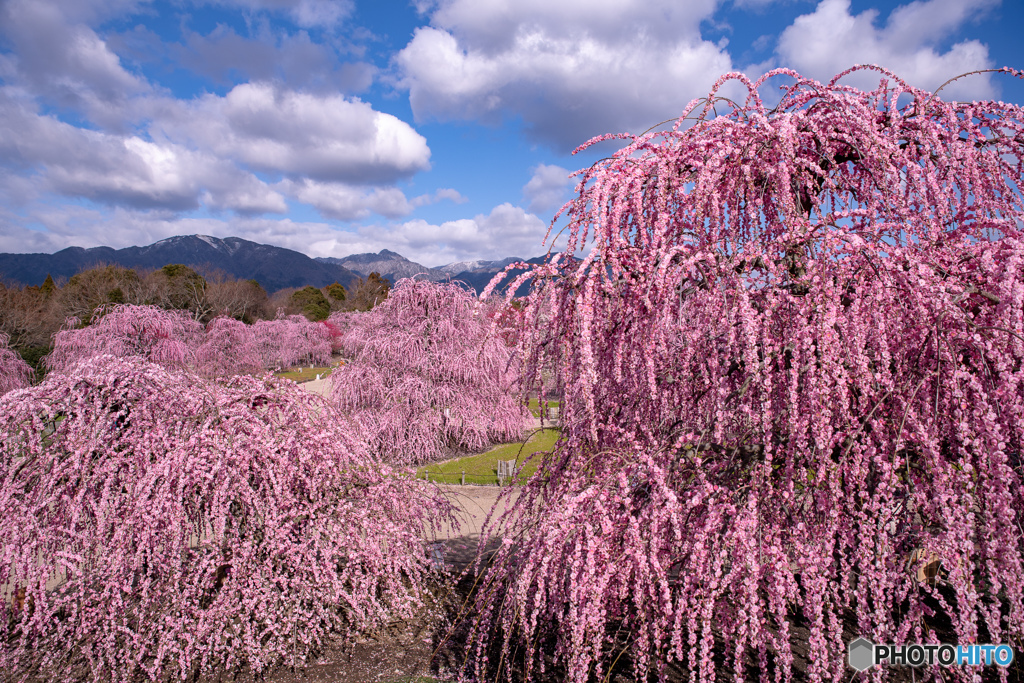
[331, 278, 527, 465]
[291, 286, 331, 321]
[325, 281, 347, 304]
[471, 67, 1024, 682]
[0, 355, 453, 682]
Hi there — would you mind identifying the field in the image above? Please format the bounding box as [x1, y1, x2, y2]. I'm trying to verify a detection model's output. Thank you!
[274, 365, 336, 382]
[417, 428, 560, 485]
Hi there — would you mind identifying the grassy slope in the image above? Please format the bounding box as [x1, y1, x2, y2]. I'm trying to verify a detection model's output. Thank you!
[417, 428, 560, 485]
[526, 397, 559, 418]
[274, 366, 335, 382]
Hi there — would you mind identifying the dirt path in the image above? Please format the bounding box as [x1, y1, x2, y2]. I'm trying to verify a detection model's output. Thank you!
[302, 373, 333, 397]
[253, 379, 529, 681]
[427, 483, 519, 570]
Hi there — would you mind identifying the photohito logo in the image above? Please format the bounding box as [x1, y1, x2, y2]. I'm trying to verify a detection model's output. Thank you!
[848, 637, 1014, 671]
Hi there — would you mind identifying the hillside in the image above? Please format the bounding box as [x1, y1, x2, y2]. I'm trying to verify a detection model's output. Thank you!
[0, 236, 361, 293]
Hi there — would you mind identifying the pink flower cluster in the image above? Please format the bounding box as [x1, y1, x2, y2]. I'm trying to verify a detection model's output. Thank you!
[250, 313, 333, 371]
[0, 332, 32, 395]
[330, 278, 528, 465]
[45, 305, 334, 377]
[45, 304, 202, 374]
[0, 355, 453, 682]
[324, 310, 372, 359]
[471, 66, 1024, 682]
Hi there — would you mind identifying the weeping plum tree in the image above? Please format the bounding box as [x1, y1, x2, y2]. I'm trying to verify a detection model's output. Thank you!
[331, 278, 527, 465]
[44, 304, 202, 374]
[44, 304, 335, 378]
[0, 332, 32, 395]
[325, 310, 370, 359]
[194, 315, 264, 377]
[251, 313, 334, 370]
[0, 355, 454, 682]
[471, 66, 1024, 682]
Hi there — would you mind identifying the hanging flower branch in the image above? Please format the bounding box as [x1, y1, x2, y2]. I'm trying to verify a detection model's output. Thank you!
[471, 65, 1024, 682]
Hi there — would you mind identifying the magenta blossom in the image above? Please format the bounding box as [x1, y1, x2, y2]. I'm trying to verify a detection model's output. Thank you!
[331, 278, 528, 465]
[0, 355, 454, 682]
[0, 332, 31, 395]
[471, 66, 1024, 682]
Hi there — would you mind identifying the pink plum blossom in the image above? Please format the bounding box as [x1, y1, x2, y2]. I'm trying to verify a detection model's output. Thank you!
[470, 66, 1024, 682]
[0, 355, 454, 682]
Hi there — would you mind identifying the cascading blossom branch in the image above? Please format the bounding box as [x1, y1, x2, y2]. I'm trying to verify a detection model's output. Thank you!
[0, 355, 454, 682]
[252, 314, 334, 370]
[326, 310, 371, 359]
[44, 304, 203, 374]
[472, 66, 1024, 682]
[195, 315, 264, 377]
[0, 332, 32, 395]
[331, 278, 527, 466]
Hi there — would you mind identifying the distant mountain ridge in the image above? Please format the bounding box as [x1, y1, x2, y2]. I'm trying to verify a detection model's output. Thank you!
[0, 235, 361, 293]
[316, 250, 444, 284]
[0, 236, 553, 295]
[316, 250, 549, 295]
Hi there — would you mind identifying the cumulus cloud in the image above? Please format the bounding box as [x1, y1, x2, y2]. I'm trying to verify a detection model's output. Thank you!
[279, 179, 413, 220]
[0, 89, 286, 214]
[411, 188, 468, 208]
[522, 163, 573, 213]
[0, 0, 435, 225]
[0, 0, 150, 128]
[0, 204, 214, 254]
[0, 201, 557, 268]
[775, 0, 998, 98]
[398, 0, 1005, 150]
[396, 0, 733, 151]
[168, 24, 375, 92]
[157, 82, 431, 184]
[373, 202, 553, 265]
[211, 0, 355, 28]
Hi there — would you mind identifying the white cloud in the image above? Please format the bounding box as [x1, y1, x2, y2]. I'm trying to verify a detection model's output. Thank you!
[202, 171, 288, 215]
[279, 179, 413, 220]
[409, 187, 469, 208]
[732, 0, 786, 8]
[210, 0, 355, 28]
[374, 202, 553, 265]
[0, 89, 286, 214]
[169, 23, 375, 92]
[775, 0, 998, 98]
[0, 75, 432, 219]
[432, 188, 469, 204]
[522, 163, 573, 213]
[0, 0, 434, 223]
[0, 0, 151, 128]
[396, 0, 733, 150]
[157, 82, 431, 184]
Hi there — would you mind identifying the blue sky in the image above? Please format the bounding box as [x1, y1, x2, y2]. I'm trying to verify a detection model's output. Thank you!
[1, 0, 1022, 267]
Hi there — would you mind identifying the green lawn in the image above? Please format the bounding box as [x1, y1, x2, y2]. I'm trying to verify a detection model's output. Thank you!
[526, 397, 560, 418]
[274, 365, 334, 382]
[417, 428, 560, 485]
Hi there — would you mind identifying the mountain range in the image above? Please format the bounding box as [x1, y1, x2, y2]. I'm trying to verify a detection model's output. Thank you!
[0, 235, 548, 295]
[316, 251, 545, 295]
